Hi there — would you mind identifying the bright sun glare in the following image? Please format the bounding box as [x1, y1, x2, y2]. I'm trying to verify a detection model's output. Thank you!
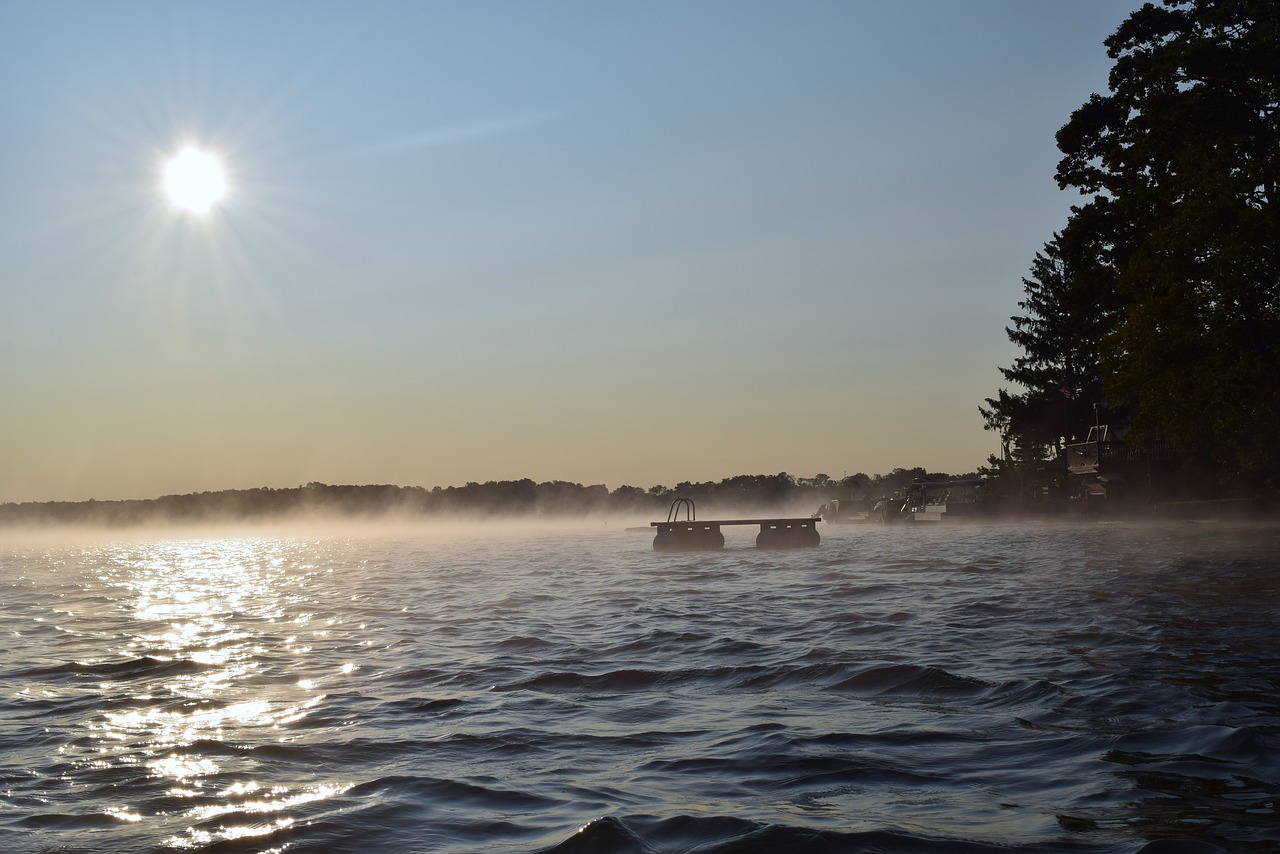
[162, 147, 227, 215]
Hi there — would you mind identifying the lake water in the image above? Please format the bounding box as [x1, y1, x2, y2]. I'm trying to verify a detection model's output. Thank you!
[1, 520, 1277, 853]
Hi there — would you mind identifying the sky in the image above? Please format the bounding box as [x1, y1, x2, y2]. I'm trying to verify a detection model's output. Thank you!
[0, 1, 1142, 503]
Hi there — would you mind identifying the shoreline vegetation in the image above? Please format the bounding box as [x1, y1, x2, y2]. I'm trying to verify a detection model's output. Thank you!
[0, 470, 964, 529]
[3, 470, 1274, 531]
[982, 1, 1280, 502]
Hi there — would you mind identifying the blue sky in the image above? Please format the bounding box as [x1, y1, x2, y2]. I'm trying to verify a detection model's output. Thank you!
[0, 1, 1139, 502]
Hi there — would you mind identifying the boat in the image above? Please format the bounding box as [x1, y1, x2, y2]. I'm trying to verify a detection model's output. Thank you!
[811, 498, 871, 524]
[1064, 423, 1178, 504]
[870, 478, 986, 523]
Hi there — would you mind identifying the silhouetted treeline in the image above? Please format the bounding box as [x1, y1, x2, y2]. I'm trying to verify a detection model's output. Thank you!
[0, 468, 970, 528]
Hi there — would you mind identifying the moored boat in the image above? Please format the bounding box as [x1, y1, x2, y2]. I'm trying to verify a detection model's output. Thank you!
[870, 478, 986, 523]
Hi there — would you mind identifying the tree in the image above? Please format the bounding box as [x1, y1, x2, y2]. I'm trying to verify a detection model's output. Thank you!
[1062, 0, 1280, 487]
[990, 0, 1280, 491]
[982, 227, 1122, 460]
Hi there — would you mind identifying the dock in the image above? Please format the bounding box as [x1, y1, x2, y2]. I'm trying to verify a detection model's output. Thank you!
[650, 499, 820, 551]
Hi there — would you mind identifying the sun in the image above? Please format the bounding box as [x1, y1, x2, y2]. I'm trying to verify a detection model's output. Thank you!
[162, 147, 228, 215]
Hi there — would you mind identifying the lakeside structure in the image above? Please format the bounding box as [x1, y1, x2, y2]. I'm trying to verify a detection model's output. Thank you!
[650, 499, 820, 551]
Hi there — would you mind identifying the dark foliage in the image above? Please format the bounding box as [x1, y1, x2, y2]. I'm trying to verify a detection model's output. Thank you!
[0, 469, 976, 529]
[986, 0, 1280, 493]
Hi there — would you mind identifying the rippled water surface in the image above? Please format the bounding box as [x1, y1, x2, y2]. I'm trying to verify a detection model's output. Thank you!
[1, 520, 1277, 853]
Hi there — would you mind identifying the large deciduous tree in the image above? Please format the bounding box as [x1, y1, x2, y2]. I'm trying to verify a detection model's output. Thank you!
[989, 0, 1280, 490]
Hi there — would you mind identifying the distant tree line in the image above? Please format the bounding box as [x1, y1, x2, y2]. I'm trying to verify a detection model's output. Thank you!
[982, 0, 1279, 499]
[0, 468, 973, 528]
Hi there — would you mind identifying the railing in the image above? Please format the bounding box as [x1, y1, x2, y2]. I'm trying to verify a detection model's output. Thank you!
[666, 498, 696, 523]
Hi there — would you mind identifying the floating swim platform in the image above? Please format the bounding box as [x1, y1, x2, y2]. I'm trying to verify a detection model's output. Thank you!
[650, 499, 820, 552]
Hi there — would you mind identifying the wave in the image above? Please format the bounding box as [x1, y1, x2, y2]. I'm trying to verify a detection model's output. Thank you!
[1109, 724, 1274, 767]
[494, 665, 768, 695]
[828, 662, 994, 698]
[537, 814, 1053, 854]
[12, 654, 209, 681]
[374, 696, 467, 717]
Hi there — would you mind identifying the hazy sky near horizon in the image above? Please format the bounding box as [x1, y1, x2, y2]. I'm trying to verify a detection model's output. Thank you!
[1, 1, 1140, 503]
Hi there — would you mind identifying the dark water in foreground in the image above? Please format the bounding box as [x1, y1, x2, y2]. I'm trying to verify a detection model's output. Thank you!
[1, 520, 1277, 853]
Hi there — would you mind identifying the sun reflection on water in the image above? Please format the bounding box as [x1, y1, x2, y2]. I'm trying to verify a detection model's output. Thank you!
[72, 536, 352, 847]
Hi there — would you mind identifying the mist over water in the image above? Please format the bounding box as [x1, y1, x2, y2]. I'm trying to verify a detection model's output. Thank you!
[1, 521, 1277, 853]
